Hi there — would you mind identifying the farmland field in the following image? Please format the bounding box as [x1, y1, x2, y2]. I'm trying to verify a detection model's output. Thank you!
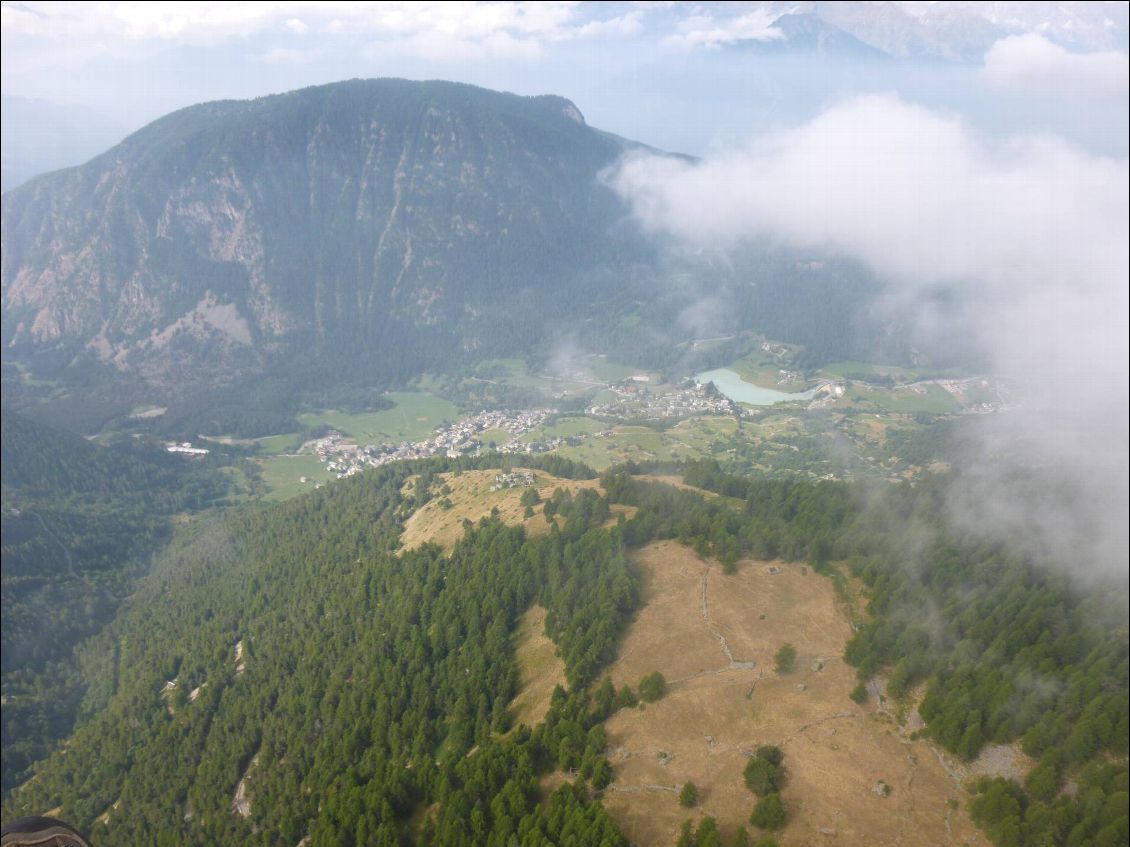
[295, 392, 458, 444]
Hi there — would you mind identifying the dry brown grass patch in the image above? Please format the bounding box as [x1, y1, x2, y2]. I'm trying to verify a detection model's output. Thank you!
[509, 605, 567, 729]
[399, 469, 602, 551]
[600, 542, 988, 847]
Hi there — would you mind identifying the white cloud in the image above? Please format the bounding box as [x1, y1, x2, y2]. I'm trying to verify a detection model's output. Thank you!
[108, 1, 284, 41]
[983, 34, 1129, 97]
[663, 7, 784, 51]
[576, 10, 645, 39]
[388, 27, 542, 63]
[0, 1, 601, 58]
[609, 95, 1129, 578]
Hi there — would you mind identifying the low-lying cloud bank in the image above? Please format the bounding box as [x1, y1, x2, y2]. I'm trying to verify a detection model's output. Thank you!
[983, 34, 1130, 98]
[608, 95, 1128, 582]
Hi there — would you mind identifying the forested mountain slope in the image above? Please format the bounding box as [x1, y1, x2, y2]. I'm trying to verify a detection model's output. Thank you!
[1, 410, 232, 791]
[1, 79, 650, 391]
[3, 457, 1124, 846]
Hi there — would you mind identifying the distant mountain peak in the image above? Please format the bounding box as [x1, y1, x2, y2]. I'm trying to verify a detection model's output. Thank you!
[760, 10, 892, 58]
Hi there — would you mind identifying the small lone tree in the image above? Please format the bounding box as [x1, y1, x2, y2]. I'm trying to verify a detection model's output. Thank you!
[744, 757, 781, 796]
[755, 745, 783, 766]
[774, 643, 796, 675]
[638, 671, 668, 703]
[679, 780, 699, 808]
[744, 746, 785, 796]
[750, 793, 787, 830]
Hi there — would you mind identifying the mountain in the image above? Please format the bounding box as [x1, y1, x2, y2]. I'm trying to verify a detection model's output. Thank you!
[2, 78, 907, 437]
[744, 12, 892, 59]
[729, 2, 1125, 64]
[911, 0, 1130, 53]
[1, 80, 654, 403]
[0, 96, 128, 193]
[815, 1, 1005, 62]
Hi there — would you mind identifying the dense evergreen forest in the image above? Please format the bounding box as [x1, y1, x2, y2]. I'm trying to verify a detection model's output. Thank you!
[2, 451, 1125, 846]
[0, 410, 235, 792]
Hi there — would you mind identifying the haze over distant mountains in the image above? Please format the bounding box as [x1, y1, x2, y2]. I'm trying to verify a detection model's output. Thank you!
[807, 0, 1127, 59]
[0, 95, 127, 193]
[2, 1, 1125, 182]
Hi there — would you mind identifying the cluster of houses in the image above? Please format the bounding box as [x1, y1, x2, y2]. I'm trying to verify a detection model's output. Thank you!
[309, 408, 555, 478]
[587, 381, 736, 420]
[489, 470, 537, 491]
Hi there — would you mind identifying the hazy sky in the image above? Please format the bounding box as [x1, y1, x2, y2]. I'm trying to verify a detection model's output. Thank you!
[2, 1, 1128, 155]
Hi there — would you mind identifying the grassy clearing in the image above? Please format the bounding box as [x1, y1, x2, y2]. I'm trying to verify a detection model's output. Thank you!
[552, 436, 677, 470]
[543, 417, 745, 470]
[846, 384, 958, 415]
[509, 605, 566, 729]
[255, 455, 334, 501]
[399, 469, 603, 551]
[255, 433, 301, 455]
[296, 392, 458, 444]
[476, 428, 513, 447]
[587, 359, 641, 383]
[730, 353, 808, 391]
[527, 415, 608, 439]
[819, 361, 916, 381]
[463, 359, 585, 393]
[819, 361, 966, 385]
[600, 542, 988, 847]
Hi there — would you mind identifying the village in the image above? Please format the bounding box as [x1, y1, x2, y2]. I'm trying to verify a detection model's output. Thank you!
[587, 379, 738, 420]
[304, 380, 742, 478]
[296, 370, 1003, 481]
[309, 408, 557, 478]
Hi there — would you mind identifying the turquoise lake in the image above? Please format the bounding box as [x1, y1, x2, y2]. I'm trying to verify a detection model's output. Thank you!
[695, 368, 817, 406]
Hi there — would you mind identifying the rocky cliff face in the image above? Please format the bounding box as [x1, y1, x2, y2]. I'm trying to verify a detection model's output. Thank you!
[2, 79, 645, 391]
